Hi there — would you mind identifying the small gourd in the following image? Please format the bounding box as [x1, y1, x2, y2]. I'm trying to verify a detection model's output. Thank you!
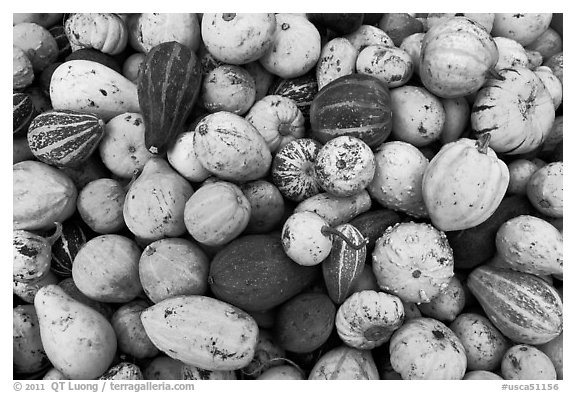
[501, 345, 557, 380]
[13, 223, 62, 283]
[201, 65, 256, 115]
[127, 13, 201, 53]
[356, 45, 413, 88]
[492, 13, 553, 46]
[64, 13, 128, 55]
[526, 162, 562, 218]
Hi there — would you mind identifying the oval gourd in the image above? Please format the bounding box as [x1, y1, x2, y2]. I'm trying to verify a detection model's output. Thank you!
[240, 180, 285, 234]
[140, 295, 259, 371]
[111, 300, 159, 359]
[316, 37, 358, 90]
[64, 13, 128, 55]
[492, 13, 553, 46]
[399, 32, 425, 76]
[344, 25, 394, 52]
[50, 219, 86, 278]
[127, 13, 201, 53]
[356, 45, 413, 88]
[526, 162, 562, 218]
[99, 362, 144, 380]
[440, 97, 471, 144]
[13, 305, 50, 375]
[268, 72, 318, 119]
[13, 45, 35, 90]
[13, 22, 59, 73]
[13, 224, 62, 283]
[201, 64, 256, 115]
[417, 276, 466, 322]
[77, 178, 126, 234]
[534, 66, 562, 110]
[501, 345, 557, 380]
[13, 92, 35, 135]
[167, 131, 211, 183]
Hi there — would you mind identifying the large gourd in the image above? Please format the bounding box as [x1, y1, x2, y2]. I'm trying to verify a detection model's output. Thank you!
[138, 41, 202, 155]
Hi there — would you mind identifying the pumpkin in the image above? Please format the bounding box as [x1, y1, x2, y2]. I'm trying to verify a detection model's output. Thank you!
[501, 345, 557, 380]
[420, 17, 499, 98]
[372, 222, 454, 304]
[308, 346, 379, 380]
[310, 73, 393, 147]
[138, 41, 202, 155]
[492, 13, 553, 46]
[467, 266, 562, 345]
[201, 64, 256, 115]
[471, 67, 555, 155]
[449, 313, 509, 371]
[422, 136, 509, 231]
[13, 305, 50, 374]
[184, 181, 251, 247]
[13, 161, 77, 231]
[201, 13, 276, 65]
[314, 136, 376, 197]
[111, 300, 159, 359]
[193, 111, 272, 182]
[271, 138, 322, 202]
[526, 162, 562, 218]
[344, 24, 394, 52]
[64, 13, 128, 55]
[13, 22, 59, 72]
[356, 45, 413, 88]
[316, 37, 358, 90]
[533, 66, 563, 110]
[127, 13, 201, 53]
[389, 317, 467, 380]
[167, 131, 211, 183]
[335, 290, 404, 350]
[367, 141, 429, 218]
[245, 95, 305, 153]
[259, 14, 321, 79]
[268, 71, 318, 119]
[493, 37, 529, 71]
[13, 224, 62, 284]
[240, 180, 285, 234]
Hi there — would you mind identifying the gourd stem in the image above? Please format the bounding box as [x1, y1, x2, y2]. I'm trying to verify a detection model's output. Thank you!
[475, 133, 491, 154]
[46, 222, 63, 246]
[487, 68, 505, 81]
[321, 226, 368, 250]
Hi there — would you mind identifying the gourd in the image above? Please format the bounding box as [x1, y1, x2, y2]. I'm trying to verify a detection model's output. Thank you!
[111, 300, 159, 359]
[13, 22, 59, 72]
[99, 363, 143, 380]
[420, 17, 500, 98]
[50, 219, 86, 278]
[13, 93, 35, 135]
[76, 178, 126, 234]
[417, 276, 466, 322]
[127, 13, 201, 53]
[493, 37, 529, 71]
[138, 41, 202, 155]
[399, 33, 425, 76]
[167, 131, 211, 183]
[526, 162, 562, 218]
[506, 159, 540, 195]
[308, 346, 379, 380]
[64, 13, 128, 55]
[316, 37, 358, 90]
[13, 223, 62, 283]
[440, 97, 470, 144]
[201, 64, 256, 115]
[426, 13, 495, 33]
[13, 45, 35, 90]
[294, 190, 372, 227]
[422, 135, 509, 231]
[13, 305, 50, 374]
[356, 45, 413, 88]
[525, 28, 563, 61]
[240, 180, 285, 234]
[268, 71, 318, 119]
[501, 345, 557, 380]
[492, 13, 553, 46]
[344, 25, 394, 52]
[534, 66, 563, 110]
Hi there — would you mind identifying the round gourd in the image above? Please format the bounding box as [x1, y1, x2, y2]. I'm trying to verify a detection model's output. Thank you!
[193, 111, 272, 182]
[534, 66, 563, 110]
[167, 131, 211, 183]
[72, 234, 142, 303]
[268, 71, 318, 119]
[420, 17, 499, 98]
[127, 13, 201, 53]
[245, 95, 305, 153]
[308, 346, 379, 380]
[201, 13, 276, 65]
[259, 14, 321, 79]
[389, 317, 467, 380]
[13, 224, 62, 283]
[184, 181, 251, 247]
[335, 290, 404, 350]
[310, 73, 393, 147]
[64, 13, 128, 55]
[281, 211, 332, 266]
[76, 178, 126, 234]
[201, 65, 256, 115]
[449, 313, 509, 371]
[122, 52, 145, 81]
[13, 45, 35, 90]
[493, 37, 529, 71]
[13, 161, 77, 231]
[501, 345, 557, 380]
[422, 136, 509, 231]
[471, 67, 555, 155]
[271, 138, 322, 202]
[506, 159, 540, 195]
[314, 136, 376, 197]
[111, 300, 159, 359]
[492, 13, 553, 46]
[417, 275, 465, 322]
[372, 222, 454, 304]
[367, 141, 429, 218]
[537, 333, 563, 380]
[240, 180, 285, 234]
[440, 96, 470, 144]
[527, 162, 562, 218]
[399, 32, 425, 76]
[356, 45, 413, 88]
[13, 22, 58, 72]
[426, 13, 495, 33]
[390, 85, 445, 147]
[316, 37, 358, 90]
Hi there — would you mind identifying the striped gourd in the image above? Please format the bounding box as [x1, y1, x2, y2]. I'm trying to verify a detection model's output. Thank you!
[27, 110, 105, 168]
[50, 219, 87, 278]
[13, 93, 36, 135]
[322, 223, 367, 304]
[268, 71, 318, 118]
[467, 265, 563, 345]
[138, 41, 202, 155]
[309, 73, 393, 147]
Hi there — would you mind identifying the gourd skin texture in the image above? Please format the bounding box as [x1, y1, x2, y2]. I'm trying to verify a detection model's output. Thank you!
[316, 37, 358, 90]
[308, 346, 379, 380]
[65, 13, 128, 55]
[128, 13, 201, 53]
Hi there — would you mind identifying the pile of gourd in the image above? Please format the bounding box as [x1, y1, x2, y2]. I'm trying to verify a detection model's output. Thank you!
[13, 13, 563, 381]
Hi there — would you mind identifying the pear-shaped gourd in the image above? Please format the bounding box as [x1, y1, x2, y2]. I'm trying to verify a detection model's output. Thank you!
[123, 158, 194, 243]
[34, 284, 117, 380]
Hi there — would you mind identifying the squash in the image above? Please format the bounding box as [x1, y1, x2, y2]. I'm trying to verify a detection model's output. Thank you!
[99, 113, 155, 179]
[310, 73, 393, 147]
[378, 13, 424, 47]
[526, 162, 562, 218]
[344, 25, 394, 52]
[111, 300, 159, 359]
[294, 190, 372, 227]
[13, 305, 50, 374]
[308, 346, 379, 380]
[399, 32, 425, 75]
[245, 95, 305, 153]
[259, 14, 321, 79]
[14, 270, 59, 304]
[495, 215, 562, 276]
[268, 71, 318, 119]
[13, 22, 58, 72]
[167, 131, 211, 183]
[13, 93, 35, 135]
[501, 345, 557, 380]
[64, 48, 121, 73]
[184, 181, 251, 247]
[76, 178, 126, 234]
[193, 111, 272, 182]
[494, 37, 529, 71]
[271, 138, 322, 202]
[526, 28, 563, 61]
[64, 13, 128, 55]
[141, 295, 259, 371]
[335, 290, 404, 350]
[492, 13, 553, 46]
[201, 64, 256, 115]
[534, 66, 563, 110]
[99, 362, 143, 380]
[138, 41, 202, 155]
[208, 234, 320, 312]
[50, 219, 87, 278]
[356, 45, 413, 88]
[389, 317, 467, 380]
[13, 161, 77, 231]
[274, 292, 336, 353]
[13, 223, 62, 283]
[440, 97, 470, 144]
[372, 222, 454, 304]
[27, 110, 105, 168]
[316, 37, 358, 90]
[13, 45, 35, 90]
[123, 158, 193, 243]
[426, 13, 495, 33]
[467, 266, 562, 345]
[390, 85, 445, 147]
[471, 67, 555, 155]
[314, 136, 376, 197]
[506, 159, 540, 195]
[449, 313, 509, 372]
[50, 60, 140, 121]
[122, 52, 145, 81]
[367, 141, 429, 218]
[422, 136, 509, 231]
[72, 234, 142, 303]
[127, 13, 201, 53]
[420, 17, 499, 98]
[201, 13, 276, 65]
[240, 180, 285, 234]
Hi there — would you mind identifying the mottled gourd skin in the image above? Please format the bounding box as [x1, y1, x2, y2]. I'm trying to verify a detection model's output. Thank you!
[201, 65, 256, 115]
[13, 305, 50, 375]
[356, 45, 414, 88]
[308, 346, 379, 380]
[64, 13, 128, 55]
[99, 362, 144, 380]
[526, 162, 563, 218]
[492, 13, 553, 46]
[127, 13, 201, 54]
[501, 344, 557, 380]
[344, 25, 395, 52]
[316, 37, 358, 90]
[281, 211, 332, 266]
